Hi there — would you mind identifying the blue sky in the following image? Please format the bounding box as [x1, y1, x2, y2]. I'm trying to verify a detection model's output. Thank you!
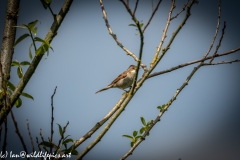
[0, 0, 240, 160]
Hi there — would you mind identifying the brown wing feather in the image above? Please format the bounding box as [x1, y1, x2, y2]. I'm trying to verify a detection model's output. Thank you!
[109, 70, 128, 86]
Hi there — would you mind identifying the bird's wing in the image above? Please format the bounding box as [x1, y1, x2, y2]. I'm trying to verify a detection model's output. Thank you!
[109, 70, 128, 86]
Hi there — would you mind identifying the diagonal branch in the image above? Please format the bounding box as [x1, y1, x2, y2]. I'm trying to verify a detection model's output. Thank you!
[121, 59, 203, 160]
[122, 1, 225, 158]
[11, 109, 29, 159]
[100, 0, 147, 71]
[133, 0, 139, 16]
[147, 47, 240, 79]
[170, 0, 189, 21]
[0, 0, 74, 126]
[151, 0, 176, 68]
[68, 94, 127, 149]
[143, 0, 163, 32]
[203, 59, 240, 66]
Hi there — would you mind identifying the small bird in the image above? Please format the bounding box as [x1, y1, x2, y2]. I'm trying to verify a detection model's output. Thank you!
[95, 65, 137, 94]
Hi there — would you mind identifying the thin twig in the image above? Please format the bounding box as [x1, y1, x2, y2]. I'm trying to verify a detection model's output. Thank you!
[50, 86, 57, 154]
[40, 129, 49, 152]
[151, 0, 175, 68]
[170, 0, 190, 20]
[2, 118, 7, 155]
[209, 18, 225, 63]
[27, 119, 35, 159]
[36, 137, 44, 160]
[133, 0, 139, 16]
[10, 109, 29, 160]
[203, 0, 221, 59]
[203, 59, 240, 66]
[147, 47, 240, 79]
[48, 6, 56, 19]
[99, 0, 147, 71]
[143, 0, 163, 32]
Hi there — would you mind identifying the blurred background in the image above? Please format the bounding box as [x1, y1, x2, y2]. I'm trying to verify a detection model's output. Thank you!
[0, 0, 239, 159]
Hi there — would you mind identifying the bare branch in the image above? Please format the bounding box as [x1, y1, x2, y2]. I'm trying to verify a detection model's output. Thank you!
[203, 0, 221, 59]
[27, 119, 35, 158]
[50, 86, 57, 154]
[36, 137, 44, 160]
[203, 59, 240, 66]
[100, 0, 147, 71]
[147, 47, 240, 79]
[40, 129, 49, 152]
[151, 0, 175, 68]
[69, 94, 127, 149]
[2, 118, 7, 154]
[10, 109, 29, 159]
[143, 0, 163, 32]
[209, 20, 226, 63]
[133, 0, 139, 16]
[170, 0, 189, 21]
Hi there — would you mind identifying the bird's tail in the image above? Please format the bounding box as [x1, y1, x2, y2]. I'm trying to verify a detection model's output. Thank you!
[95, 86, 111, 94]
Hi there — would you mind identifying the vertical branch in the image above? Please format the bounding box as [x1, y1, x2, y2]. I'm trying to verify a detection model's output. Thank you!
[2, 118, 7, 155]
[26, 119, 35, 159]
[203, 0, 221, 59]
[50, 86, 57, 154]
[0, 0, 20, 82]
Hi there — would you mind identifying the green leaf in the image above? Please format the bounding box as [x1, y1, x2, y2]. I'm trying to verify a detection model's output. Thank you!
[57, 124, 63, 137]
[122, 135, 133, 139]
[6, 80, 16, 91]
[130, 142, 134, 147]
[63, 138, 74, 145]
[11, 61, 20, 67]
[147, 120, 153, 126]
[133, 130, 138, 137]
[129, 24, 136, 27]
[140, 127, 145, 134]
[17, 67, 23, 78]
[71, 149, 78, 155]
[15, 98, 22, 108]
[27, 20, 39, 31]
[140, 117, 146, 126]
[39, 141, 57, 148]
[139, 23, 144, 28]
[34, 37, 53, 56]
[32, 27, 38, 36]
[135, 135, 143, 139]
[40, 0, 52, 9]
[29, 43, 33, 60]
[21, 92, 34, 100]
[20, 61, 31, 66]
[14, 33, 30, 48]
[12, 25, 27, 30]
